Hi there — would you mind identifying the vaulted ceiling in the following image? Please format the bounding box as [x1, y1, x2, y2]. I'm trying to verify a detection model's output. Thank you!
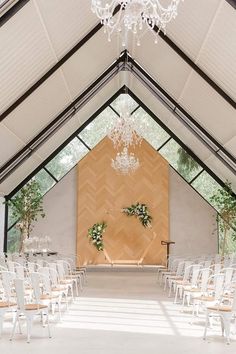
[0, 0, 235, 195]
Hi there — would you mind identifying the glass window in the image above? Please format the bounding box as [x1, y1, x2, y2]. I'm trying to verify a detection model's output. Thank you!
[132, 108, 170, 149]
[8, 203, 19, 229]
[218, 216, 236, 254]
[46, 138, 89, 180]
[79, 107, 117, 148]
[159, 139, 203, 182]
[7, 226, 21, 254]
[33, 169, 56, 195]
[191, 171, 223, 208]
[110, 93, 138, 115]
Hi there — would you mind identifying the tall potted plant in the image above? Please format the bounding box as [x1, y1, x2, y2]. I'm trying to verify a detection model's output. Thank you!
[6, 180, 45, 253]
[210, 182, 236, 256]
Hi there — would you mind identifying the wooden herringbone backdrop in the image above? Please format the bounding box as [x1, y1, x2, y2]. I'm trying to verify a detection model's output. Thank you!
[76, 138, 169, 265]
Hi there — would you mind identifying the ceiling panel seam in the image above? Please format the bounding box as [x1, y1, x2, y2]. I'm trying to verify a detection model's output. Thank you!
[0, 3, 235, 124]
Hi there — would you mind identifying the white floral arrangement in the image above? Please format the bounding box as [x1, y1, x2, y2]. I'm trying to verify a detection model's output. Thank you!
[122, 202, 152, 228]
[87, 222, 107, 251]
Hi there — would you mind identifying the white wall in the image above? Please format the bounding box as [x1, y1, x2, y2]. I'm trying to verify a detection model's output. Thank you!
[0, 197, 5, 252]
[33, 166, 218, 257]
[169, 169, 218, 256]
[33, 169, 77, 256]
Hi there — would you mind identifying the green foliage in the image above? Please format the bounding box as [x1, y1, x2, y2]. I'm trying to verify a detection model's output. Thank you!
[87, 222, 107, 251]
[122, 202, 152, 228]
[177, 147, 199, 179]
[210, 181, 236, 255]
[6, 180, 45, 252]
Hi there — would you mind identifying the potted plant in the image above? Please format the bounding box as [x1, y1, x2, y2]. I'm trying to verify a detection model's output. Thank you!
[6, 180, 45, 253]
[210, 182, 236, 256]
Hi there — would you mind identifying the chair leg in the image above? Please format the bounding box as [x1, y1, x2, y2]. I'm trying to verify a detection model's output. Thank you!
[203, 311, 209, 340]
[10, 312, 18, 341]
[222, 315, 231, 345]
[0, 313, 4, 338]
[26, 316, 32, 343]
[46, 312, 51, 339]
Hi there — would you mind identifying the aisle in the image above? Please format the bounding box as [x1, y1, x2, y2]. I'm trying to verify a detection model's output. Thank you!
[0, 271, 235, 354]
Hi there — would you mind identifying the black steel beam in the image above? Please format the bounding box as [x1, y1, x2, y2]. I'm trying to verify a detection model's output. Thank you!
[154, 25, 236, 110]
[0, 0, 30, 26]
[0, 5, 121, 122]
[0, 54, 124, 182]
[6, 87, 125, 200]
[226, 0, 236, 9]
[126, 53, 236, 173]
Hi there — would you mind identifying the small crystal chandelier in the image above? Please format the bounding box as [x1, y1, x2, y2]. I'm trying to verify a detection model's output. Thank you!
[108, 95, 143, 148]
[91, 0, 184, 45]
[111, 147, 140, 175]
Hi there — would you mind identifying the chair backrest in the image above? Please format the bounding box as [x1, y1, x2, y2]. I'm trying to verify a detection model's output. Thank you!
[38, 267, 52, 293]
[182, 262, 193, 281]
[222, 268, 235, 289]
[213, 263, 222, 275]
[7, 261, 20, 272]
[30, 272, 41, 303]
[57, 262, 65, 280]
[199, 268, 211, 292]
[14, 278, 25, 311]
[208, 273, 225, 301]
[49, 267, 59, 288]
[1, 271, 16, 301]
[15, 265, 25, 279]
[175, 261, 185, 276]
[190, 264, 201, 287]
[27, 262, 36, 273]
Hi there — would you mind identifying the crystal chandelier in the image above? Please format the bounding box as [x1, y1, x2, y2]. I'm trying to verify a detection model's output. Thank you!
[108, 95, 143, 148]
[111, 147, 140, 175]
[91, 0, 183, 45]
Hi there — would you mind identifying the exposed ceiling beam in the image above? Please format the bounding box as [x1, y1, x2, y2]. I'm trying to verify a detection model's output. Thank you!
[0, 0, 29, 26]
[0, 5, 120, 122]
[6, 86, 126, 199]
[0, 4, 235, 123]
[126, 52, 236, 174]
[154, 25, 236, 110]
[226, 0, 236, 9]
[0, 54, 125, 183]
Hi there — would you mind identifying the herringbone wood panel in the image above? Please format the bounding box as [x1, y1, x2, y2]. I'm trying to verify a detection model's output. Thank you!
[77, 138, 169, 265]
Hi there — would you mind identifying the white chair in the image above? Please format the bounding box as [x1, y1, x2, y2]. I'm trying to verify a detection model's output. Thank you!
[203, 281, 236, 344]
[10, 278, 51, 343]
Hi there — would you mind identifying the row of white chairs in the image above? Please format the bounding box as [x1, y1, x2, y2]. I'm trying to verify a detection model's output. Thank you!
[158, 254, 236, 344]
[0, 255, 87, 343]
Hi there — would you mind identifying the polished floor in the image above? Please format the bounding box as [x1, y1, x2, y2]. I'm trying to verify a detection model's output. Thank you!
[0, 271, 235, 354]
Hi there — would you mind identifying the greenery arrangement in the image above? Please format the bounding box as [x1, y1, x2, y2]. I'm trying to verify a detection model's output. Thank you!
[122, 202, 152, 228]
[177, 147, 199, 179]
[87, 221, 107, 251]
[210, 181, 236, 255]
[5, 180, 45, 253]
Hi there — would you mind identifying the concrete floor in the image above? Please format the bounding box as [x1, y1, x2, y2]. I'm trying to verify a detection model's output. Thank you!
[0, 271, 235, 354]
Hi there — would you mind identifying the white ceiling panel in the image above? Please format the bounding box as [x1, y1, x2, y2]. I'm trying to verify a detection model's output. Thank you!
[179, 70, 236, 144]
[0, 1, 56, 114]
[167, 0, 221, 60]
[61, 30, 119, 100]
[224, 136, 236, 157]
[130, 77, 212, 161]
[3, 70, 71, 145]
[0, 155, 42, 196]
[132, 32, 191, 100]
[35, 0, 97, 59]
[37, 76, 121, 159]
[197, 1, 236, 101]
[0, 123, 24, 165]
